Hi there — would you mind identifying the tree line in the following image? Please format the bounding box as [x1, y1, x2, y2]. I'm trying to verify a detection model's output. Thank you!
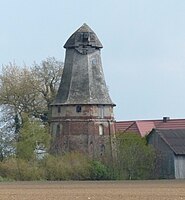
[0, 57, 156, 181]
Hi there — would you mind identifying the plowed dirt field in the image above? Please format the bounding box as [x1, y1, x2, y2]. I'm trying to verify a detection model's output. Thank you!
[0, 180, 185, 200]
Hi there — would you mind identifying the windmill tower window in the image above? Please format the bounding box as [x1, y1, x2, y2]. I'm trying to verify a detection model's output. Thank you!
[99, 124, 104, 136]
[56, 124, 60, 137]
[57, 106, 61, 113]
[76, 105, 82, 113]
[100, 144, 105, 156]
[98, 105, 104, 118]
[82, 32, 90, 42]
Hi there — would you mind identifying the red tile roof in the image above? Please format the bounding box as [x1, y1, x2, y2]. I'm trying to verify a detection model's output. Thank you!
[136, 121, 155, 137]
[116, 118, 185, 137]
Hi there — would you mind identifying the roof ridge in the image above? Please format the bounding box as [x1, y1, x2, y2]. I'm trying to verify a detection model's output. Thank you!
[117, 118, 185, 122]
[123, 121, 136, 133]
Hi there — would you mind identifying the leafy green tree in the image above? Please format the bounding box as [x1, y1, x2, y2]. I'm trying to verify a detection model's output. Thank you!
[16, 114, 51, 161]
[115, 133, 156, 180]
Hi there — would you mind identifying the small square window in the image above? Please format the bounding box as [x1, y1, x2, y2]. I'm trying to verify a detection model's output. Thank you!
[57, 106, 61, 113]
[76, 105, 82, 112]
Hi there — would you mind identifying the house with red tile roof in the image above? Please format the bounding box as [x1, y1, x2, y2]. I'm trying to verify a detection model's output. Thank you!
[116, 118, 185, 179]
[116, 117, 185, 137]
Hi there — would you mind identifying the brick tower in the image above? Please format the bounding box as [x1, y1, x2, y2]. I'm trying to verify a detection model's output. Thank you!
[50, 24, 116, 159]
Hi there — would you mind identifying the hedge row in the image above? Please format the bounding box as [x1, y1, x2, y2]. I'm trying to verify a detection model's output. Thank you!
[0, 152, 109, 181]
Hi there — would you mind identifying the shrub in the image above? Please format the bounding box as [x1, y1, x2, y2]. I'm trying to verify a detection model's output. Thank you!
[115, 133, 156, 180]
[89, 160, 109, 180]
[0, 158, 43, 181]
[0, 176, 4, 182]
[0, 152, 113, 181]
[40, 152, 93, 180]
[40, 152, 111, 180]
[40, 154, 71, 180]
[0, 158, 18, 180]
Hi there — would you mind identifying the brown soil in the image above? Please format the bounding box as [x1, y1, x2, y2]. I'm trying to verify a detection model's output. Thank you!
[0, 180, 185, 200]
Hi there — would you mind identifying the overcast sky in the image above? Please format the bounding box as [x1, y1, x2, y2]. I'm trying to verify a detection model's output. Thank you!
[1, 0, 185, 121]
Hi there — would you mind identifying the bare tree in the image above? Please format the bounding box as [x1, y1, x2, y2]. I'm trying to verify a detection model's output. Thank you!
[0, 57, 63, 120]
[32, 57, 63, 110]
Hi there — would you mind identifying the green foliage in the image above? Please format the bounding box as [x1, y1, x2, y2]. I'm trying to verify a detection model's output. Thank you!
[0, 158, 43, 181]
[115, 133, 156, 180]
[0, 176, 14, 182]
[89, 160, 109, 180]
[16, 159, 43, 180]
[0, 140, 156, 181]
[0, 152, 110, 181]
[41, 152, 93, 180]
[16, 114, 50, 161]
[0, 158, 17, 180]
[40, 153, 110, 180]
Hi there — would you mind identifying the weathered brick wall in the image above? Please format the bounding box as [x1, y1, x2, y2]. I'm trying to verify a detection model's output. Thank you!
[51, 105, 114, 119]
[50, 105, 115, 159]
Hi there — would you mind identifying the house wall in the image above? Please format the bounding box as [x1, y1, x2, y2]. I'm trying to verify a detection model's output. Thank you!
[174, 155, 185, 179]
[148, 131, 175, 179]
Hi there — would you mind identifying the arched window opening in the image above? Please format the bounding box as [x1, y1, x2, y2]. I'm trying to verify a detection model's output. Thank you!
[56, 124, 60, 137]
[98, 105, 104, 118]
[99, 124, 104, 136]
